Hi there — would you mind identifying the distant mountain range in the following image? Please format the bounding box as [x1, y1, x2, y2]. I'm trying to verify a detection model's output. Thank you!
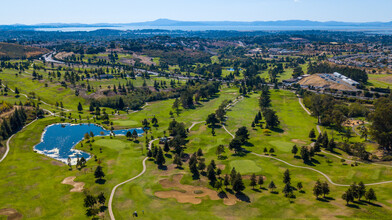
[2, 19, 392, 30]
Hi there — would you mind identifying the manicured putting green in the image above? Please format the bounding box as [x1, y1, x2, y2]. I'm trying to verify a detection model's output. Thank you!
[268, 140, 295, 152]
[230, 159, 262, 174]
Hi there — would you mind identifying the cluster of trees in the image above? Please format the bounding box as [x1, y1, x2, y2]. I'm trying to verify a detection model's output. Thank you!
[292, 144, 320, 163]
[0, 107, 28, 141]
[369, 97, 392, 152]
[312, 180, 330, 198]
[147, 145, 166, 168]
[342, 182, 377, 205]
[83, 192, 106, 217]
[229, 126, 250, 153]
[259, 86, 280, 129]
[167, 119, 187, 154]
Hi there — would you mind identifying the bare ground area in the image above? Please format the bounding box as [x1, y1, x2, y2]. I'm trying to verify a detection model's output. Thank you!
[0, 208, 22, 220]
[298, 75, 355, 91]
[154, 174, 239, 205]
[61, 176, 85, 192]
[54, 52, 74, 60]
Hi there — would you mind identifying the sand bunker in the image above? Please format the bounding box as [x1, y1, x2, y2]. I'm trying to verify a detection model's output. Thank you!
[0, 208, 22, 220]
[155, 174, 238, 205]
[343, 119, 364, 127]
[61, 176, 85, 192]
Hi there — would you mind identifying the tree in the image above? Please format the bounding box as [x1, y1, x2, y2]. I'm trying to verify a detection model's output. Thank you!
[97, 192, 106, 205]
[369, 98, 392, 151]
[163, 141, 170, 153]
[230, 168, 237, 185]
[94, 166, 105, 180]
[263, 109, 280, 129]
[250, 173, 257, 189]
[197, 148, 203, 157]
[235, 126, 250, 144]
[216, 145, 225, 159]
[342, 188, 354, 205]
[264, 147, 268, 154]
[229, 138, 242, 153]
[283, 169, 291, 184]
[268, 181, 277, 192]
[77, 102, 83, 112]
[291, 145, 298, 157]
[297, 182, 303, 192]
[173, 153, 182, 168]
[258, 176, 264, 188]
[126, 131, 132, 140]
[224, 174, 230, 189]
[358, 181, 366, 201]
[269, 148, 275, 154]
[214, 180, 223, 191]
[309, 128, 316, 139]
[84, 194, 96, 208]
[313, 180, 323, 198]
[321, 182, 330, 198]
[232, 173, 245, 192]
[365, 188, 377, 202]
[206, 113, 220, 127]
[197, 160, 206, 171]
[132, 130, 138, 140]
[300, 146, 310, 162]
[282, 183, 293, 197]
[156, 147, 166, 167]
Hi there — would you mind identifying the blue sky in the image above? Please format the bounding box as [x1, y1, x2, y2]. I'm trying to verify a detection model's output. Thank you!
[1, 0, 391, 24]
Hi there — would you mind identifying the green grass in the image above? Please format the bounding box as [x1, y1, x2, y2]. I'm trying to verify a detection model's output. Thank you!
[229, 160, 262, 174]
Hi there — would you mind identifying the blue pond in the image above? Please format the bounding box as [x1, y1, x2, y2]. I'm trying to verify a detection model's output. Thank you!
[34, 123, 143, 165]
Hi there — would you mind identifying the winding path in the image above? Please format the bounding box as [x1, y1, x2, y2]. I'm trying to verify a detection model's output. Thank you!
[221, 94, 392, 187]
[108, 138, 158, 220]
[0, 119, 37, 164]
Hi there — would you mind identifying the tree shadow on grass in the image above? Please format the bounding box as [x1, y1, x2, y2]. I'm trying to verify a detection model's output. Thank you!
[251, 188, 261, 193]
[317, 197, 334, 202]
[311, 158, 320, 164]
[218, 191, 228, 199]
[361, 201, 382, 207]
[244, 142, 254, 147]
[294, 155, 301, 159]
[165, 154, 172, 159]
[235, 192, 250, 203]
[271, 127, 284, 133]
[95, 179, 106, 184]
[346, 203, 360, 209]
[158, 165, 168, 170]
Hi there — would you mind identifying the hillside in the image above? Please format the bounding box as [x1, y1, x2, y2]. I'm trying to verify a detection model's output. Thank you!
[0, 42, 48, 59]
[298, 74, 355, 91]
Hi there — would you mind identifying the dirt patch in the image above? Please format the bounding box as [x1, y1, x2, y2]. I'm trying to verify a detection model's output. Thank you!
[0, 208, 22, 220]
[155, 174, 238, 205]
[132, 53, 155, 65]
[51, 160, 64, 166]
[291, 139, 307, 145]
[61, 176, 85, 192]
[298, 74, 355, 91]
[376, 75, 392, 84]
[216, 164, 226, 170]
[343, 119, 365, 127]
[55, 52, 74, 60]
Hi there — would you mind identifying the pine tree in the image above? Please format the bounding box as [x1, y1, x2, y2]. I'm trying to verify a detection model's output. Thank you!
[224, 174, 230, 189]
[173, 153, 182, 168]
[342, 188, 354, 205]
[250, 173, 257, 189]
[230, 168, 237, 185]
[297, 182, 303, 192]
[207, 163, 217, 183]
[94, 166, 105, 180]
[268, 181, 277, 192]
[163, 141, 170, 153]
[98, 192, 106, 205]
[292, 145, 298, 156]
[283, 169, 291, 184]
[309, 128, 316, 139]
[282, 183, 293, 197]
[156, 147, 166, 167]
[77, 102, 83, 112]
[258, 176, 264, 188]
[232, 173, 245, 192]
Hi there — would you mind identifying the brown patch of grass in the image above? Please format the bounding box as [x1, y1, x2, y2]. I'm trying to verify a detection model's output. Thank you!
[0, 208, 23, 220]
[51, 160, 64, 166]
[291, 139, 307, 145]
